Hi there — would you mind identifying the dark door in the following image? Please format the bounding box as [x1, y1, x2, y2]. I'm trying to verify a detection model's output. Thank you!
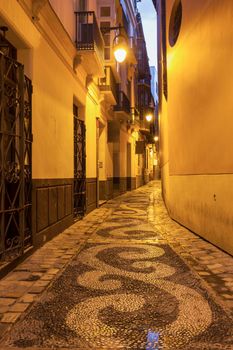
[0, 51, 32, 264]
[127, 142, 131, 190]
[73, 105, 86, 219]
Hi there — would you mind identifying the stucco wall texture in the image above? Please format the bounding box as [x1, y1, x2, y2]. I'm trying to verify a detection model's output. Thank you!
[160, 0, 233, 255]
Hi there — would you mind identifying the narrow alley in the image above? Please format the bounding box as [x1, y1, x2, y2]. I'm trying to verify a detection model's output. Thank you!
[1, 0, 233, 348]
[0, 181, 232, 350]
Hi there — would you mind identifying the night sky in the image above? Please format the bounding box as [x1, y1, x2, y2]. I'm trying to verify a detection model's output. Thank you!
[137, 0, 157, 68]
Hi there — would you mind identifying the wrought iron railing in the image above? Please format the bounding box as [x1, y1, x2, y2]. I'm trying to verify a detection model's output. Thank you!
[137, 104, 155, 134]
[137, 83, 153, 118]
[74, 11, 104, 57]
[98, 66, 117, 101]
[137, 37, 151, 82]
[0, 52, 32, 265]
[114, 90, 131, 115]
[73, 114, 86, 219]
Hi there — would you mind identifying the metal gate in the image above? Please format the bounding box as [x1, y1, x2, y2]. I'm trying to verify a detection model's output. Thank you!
[0, 52, 32, 264]
[73, 106, 86, 218]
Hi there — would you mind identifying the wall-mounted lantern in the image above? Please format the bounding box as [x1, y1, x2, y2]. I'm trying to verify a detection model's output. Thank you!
[101, 25, 128, 63]
[145, 114, 153, 122]
[113, 32, 128, 62]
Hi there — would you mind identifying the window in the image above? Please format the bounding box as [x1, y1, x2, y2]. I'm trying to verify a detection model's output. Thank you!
[161, 0, 168, 100]
[100, 6, 111, 17]
[169, 0, 182, 47]
[100, 21, 111, 60]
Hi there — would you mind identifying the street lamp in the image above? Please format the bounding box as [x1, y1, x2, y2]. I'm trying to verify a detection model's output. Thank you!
[154, 136, 159, 142]
[145, 114, 153, 122]
[101, 25, 128, 63]
[113, 33, 127, 63]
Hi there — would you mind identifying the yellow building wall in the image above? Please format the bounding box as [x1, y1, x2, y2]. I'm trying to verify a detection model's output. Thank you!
[49, 0, 76, 40]
[119, 127, 128, 177]
[98, 102, 112, 182]
[168, 0, 233, 175]
[85, 94, 97, 178]
[160, 0, 233, 255]
[131, 130, 139, 179]
[0, 0, 89, 180]
[32, 39, 74, 179]
[106, 142, 113, 178]
[88, 0, 98, 13]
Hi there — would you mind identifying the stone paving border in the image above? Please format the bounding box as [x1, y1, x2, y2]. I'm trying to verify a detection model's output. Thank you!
[0, 181, 232, 343]
[0, 206, 114, 339]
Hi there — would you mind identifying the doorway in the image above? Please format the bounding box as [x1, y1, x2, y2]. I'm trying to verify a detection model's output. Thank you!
[0, 50, 32, 264]
[73, 105, 86, 219]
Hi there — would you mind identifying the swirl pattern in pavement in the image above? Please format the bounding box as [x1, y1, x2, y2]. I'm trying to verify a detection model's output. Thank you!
[2, 191, 233, 349]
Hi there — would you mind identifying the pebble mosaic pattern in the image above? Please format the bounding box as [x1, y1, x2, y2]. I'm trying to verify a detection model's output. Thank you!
[1, 189, 233, 349]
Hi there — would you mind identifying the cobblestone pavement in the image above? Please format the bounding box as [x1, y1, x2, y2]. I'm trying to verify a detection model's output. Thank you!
[0, 181, 233, 349]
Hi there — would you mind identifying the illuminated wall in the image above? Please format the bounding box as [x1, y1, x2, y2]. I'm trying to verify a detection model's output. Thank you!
[49, 0, 76, 40]
[0, 0, 98, 242]
[158, 0, 233, 255]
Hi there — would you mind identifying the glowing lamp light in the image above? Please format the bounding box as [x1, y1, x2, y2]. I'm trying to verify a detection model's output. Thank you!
[154, 136, 159, 142]
[145, 114, 153, 122]
[114, 47, 127, 62]
[113, 34, 127, 63]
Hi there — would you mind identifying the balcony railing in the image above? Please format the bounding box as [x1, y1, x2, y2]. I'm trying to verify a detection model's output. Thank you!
[75, 11, 104, 55]
[138, 84, 153, 117]
[114, 90, 131, 115]
[137, 37, 151, 80]
[98, 66, 117, 102]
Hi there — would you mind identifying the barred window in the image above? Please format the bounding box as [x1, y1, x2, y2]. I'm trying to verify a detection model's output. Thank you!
[100, 6, 111, 17]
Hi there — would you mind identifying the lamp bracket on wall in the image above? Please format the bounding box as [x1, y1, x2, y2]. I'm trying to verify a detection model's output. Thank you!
[100, 25, 124, 35]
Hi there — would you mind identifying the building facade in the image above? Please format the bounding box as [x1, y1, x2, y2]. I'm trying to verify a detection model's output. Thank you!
[155, 0, 233, 255]
[0, 0, 155, 269]
[150, 66, 158, 105]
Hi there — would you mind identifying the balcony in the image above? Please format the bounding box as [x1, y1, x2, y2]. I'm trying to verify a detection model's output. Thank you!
[137, 37, 151, 81]
[138, 84, 153, 113]
[139, 127, 155, 144]
[114, 90, 131, 121]
[98, 66, 117, 105]
[75, 11, 105, 77]
[137, 106, 155, 139]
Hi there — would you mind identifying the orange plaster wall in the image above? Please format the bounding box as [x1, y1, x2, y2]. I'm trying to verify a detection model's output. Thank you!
[167, 0, 233, 175]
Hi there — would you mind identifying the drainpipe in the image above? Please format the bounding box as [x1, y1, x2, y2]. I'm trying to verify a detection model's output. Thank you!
[96, 117, 99, 208]
[130, 66, 135, 124]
